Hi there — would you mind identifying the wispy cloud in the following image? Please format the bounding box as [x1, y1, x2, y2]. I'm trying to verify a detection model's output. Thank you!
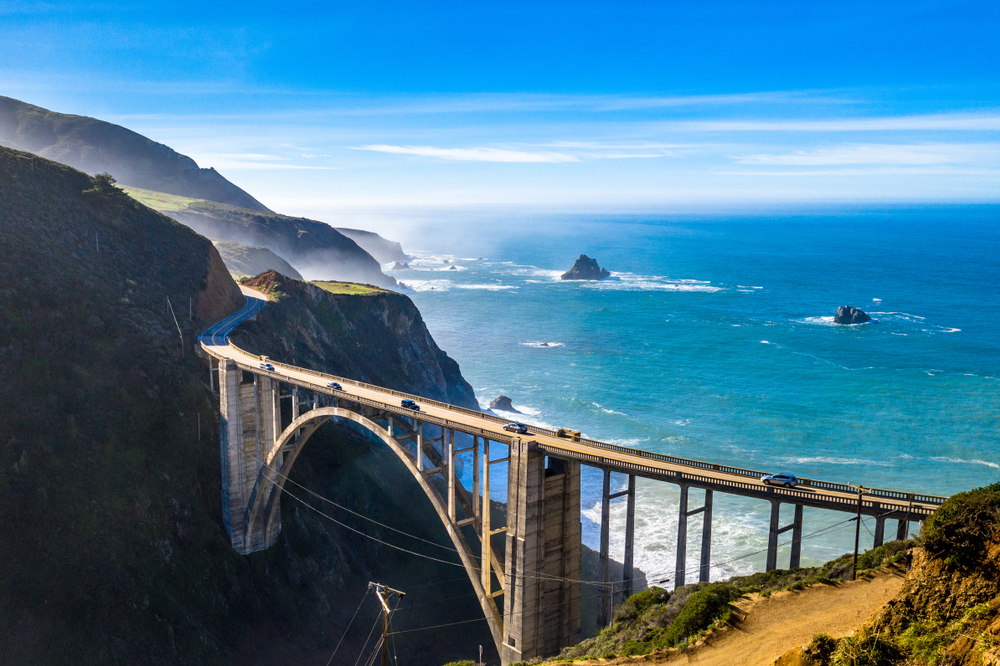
[733, 143, 1000, 166]
[188, 152, 339, 170]
[355, 144, 581, 163]
[660, 113, 1000, 133]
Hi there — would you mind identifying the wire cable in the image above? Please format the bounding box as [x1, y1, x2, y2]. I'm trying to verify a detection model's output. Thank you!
[325, 588, 370, 666]
[353, 611, 383, 666]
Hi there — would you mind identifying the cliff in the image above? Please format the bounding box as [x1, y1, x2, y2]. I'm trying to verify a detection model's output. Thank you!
[126, 187, 396, 288]
[233, 271, 478, 409]
[335, 227, 410, 264]
[0, 96, 269, 212]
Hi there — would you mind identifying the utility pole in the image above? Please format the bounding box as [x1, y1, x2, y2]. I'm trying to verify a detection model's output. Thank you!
[369, 582, 405, 666]
[851, 484, 867, 581]
[166, 297, 184, 357]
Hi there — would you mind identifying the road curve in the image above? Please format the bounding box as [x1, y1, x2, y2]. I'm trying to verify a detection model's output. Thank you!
[201, 287, 944, 518]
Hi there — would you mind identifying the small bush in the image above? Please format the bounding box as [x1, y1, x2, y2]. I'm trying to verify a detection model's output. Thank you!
[805, 633, 839, 666]
[653, 588, 732, 650]
[833, 630, 905, 666]
[614, 586, 670, 624]
[440, 662, 475, 666]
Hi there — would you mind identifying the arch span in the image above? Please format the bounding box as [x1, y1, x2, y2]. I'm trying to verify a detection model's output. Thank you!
[243, 406, 505, 649]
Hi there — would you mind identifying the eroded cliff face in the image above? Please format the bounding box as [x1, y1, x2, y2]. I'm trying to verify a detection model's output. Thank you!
[233, 271, 479, 409]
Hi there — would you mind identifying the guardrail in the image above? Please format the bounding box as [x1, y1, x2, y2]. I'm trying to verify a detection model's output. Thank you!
[201, 338, 948, 509]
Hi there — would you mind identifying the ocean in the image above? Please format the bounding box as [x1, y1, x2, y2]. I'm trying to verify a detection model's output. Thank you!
[386, 206, 999, 584]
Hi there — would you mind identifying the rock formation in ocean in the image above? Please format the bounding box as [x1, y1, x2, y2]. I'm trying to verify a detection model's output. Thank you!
[392, 261, 410, 270]
[488, 395, 521, 414]
[834, 305, 872, 324]
[561, 254, 611, 280]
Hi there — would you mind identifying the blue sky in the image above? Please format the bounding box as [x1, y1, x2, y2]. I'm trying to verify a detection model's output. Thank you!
[2, 0, 998, 211]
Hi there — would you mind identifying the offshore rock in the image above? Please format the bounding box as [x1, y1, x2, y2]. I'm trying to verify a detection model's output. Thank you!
[561, 254, 611, 280]
[834, 305, 872, 325]
[488, 395, 521, 414]
[391, 261, 410, 270]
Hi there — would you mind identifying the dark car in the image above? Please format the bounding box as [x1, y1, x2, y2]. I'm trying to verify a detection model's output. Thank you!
[401, 399, 420, 411]
[327, 381, 342, 390]
[761, 472, 800, 488]
[503, 422, 529, 434]
[259, 362, 275, 371]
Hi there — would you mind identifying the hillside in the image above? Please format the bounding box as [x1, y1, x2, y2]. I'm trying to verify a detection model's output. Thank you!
[126, 187, 396, 288]
[0, 96, 269, 211]
[211, 239, 303, 280]
[0, 147, 492, 665]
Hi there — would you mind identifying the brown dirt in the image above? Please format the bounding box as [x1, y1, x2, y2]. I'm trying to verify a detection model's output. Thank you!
[558, 569, 905, 666]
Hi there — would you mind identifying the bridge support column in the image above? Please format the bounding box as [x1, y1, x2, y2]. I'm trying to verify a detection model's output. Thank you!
[219, 363, 279, 554]
[897, 517, 908, 541]
[416, 421, 424, 472]
[622, 475, 636, 598]
[766, 500, 780, 572]
[700, 490, 713, 583]
[675, 485, 689, 588]
[790, 504, 804, 569]
[598, 468, 611, 626]
[447, 429, 456, 522]
[502, 441, 581, 664]
[874, 511, 886, 549]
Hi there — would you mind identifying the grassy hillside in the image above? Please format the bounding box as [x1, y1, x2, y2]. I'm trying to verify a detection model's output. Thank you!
[125, 186, 396, 288]
[0, 96, 269, 211]
[212, 239, 303, 280]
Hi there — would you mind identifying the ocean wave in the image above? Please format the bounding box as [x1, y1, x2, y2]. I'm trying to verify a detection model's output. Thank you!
[801, 316, 836, 325]
[592, 402, 628, 417]
[780, 456, 894, 467]
[455, 284, 518, 291]
[737, 285, 763, 289]
[400, 280, 451, 292]
[930, 456, 1000, 469]
[673, 419, 691, 426]
[521, 341, 564, 348]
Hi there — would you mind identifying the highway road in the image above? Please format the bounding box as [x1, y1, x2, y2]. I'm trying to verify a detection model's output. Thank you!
[201, 287, 945, 518]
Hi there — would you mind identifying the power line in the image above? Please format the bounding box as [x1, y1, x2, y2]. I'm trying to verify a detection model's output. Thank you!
[325, 587, 370, 666]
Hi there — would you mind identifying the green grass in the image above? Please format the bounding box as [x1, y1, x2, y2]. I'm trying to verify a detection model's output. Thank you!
[122, 185, 202, 212]
[311, 280, 387, 295]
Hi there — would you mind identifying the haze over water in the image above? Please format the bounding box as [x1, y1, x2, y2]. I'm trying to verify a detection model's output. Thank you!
[389, 205, 1000, 584]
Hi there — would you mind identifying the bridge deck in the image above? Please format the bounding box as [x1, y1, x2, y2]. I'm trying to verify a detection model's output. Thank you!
[202, 288, 945, 520]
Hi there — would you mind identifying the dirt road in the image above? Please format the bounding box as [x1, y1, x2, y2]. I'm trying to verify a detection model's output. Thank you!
[563, 569, 905, 666]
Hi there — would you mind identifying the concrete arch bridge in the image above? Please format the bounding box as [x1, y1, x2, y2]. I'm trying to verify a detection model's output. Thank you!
[201, 288, 945, 665]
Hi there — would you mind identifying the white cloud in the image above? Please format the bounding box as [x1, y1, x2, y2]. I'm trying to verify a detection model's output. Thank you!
[661, 113, 1000, 133]
[733, 143, 1000, 166]
[355, 144, 580, 163]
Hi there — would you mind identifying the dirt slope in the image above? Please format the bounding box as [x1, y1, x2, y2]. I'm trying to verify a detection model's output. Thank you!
[565, 570, 904, 666]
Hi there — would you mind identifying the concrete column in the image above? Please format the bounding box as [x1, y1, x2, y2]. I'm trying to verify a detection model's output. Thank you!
[598, 468, 611, 626]
[416, 421, 424, 472]
[622, 475, 636, 598]
[897, 517, 908, 541]
[874, 514, 886, 548]
[209, 359, 216, 392]
[473, 436, 480, 518]
[790, 504, 804, 569]
[482, 438, 492, 594]
[502, 443, 581, 664]
[387, 414, 394, 438]
[675, 485, 689, 588]
[699, 489, 713, 583]
[291, 386, 299, 421]
[766, 500, 781, 572]
[448, 429, 456, 522]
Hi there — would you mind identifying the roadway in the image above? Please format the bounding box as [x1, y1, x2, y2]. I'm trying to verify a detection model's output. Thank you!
[201, 287, 945, 518]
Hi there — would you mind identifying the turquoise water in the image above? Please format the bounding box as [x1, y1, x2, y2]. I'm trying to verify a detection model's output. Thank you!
[390, 206, 999, 582]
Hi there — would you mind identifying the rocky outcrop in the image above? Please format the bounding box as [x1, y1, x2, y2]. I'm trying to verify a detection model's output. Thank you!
[391, 262, 410, 270]
[211, 239, 304, 280]
[834, 305, 871, 325]
[561, 254, 611, 280]
[488, 395, 521, 413]
[335, 227, 409, 264]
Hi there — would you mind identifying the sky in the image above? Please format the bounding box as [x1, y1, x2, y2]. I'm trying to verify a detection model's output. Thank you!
[1, 0, 999, 212]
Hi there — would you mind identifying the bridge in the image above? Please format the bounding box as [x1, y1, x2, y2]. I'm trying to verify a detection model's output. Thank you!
[200, 287, 946, 665]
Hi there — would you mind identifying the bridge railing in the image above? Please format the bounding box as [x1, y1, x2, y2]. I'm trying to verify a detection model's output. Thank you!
[207, 340, 947, 508]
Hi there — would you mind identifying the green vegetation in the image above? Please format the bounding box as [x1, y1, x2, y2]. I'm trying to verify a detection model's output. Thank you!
[123, 185, 202, 211]
[922, 481, 1000, 569]
[312, 280, 388, 295]
[440, 661, 475, 666]
[211, 239, 303, 280]
[555, 541, 912, 662]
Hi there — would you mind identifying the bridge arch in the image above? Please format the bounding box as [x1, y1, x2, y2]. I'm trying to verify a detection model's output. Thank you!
[243, 406, 505, 649]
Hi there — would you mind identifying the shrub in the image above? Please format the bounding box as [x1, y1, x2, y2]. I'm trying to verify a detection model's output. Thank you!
[923, 482, 1000, 569]
[440, 661, 475, 666]
[653, 588, 732, 649]
[805, 633, 839, 666]
[833, 630, 905, 666]
[613, 586, 670, 624]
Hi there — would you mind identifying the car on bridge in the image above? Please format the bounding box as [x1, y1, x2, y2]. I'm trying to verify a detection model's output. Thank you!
[503, 422, 529, 434]
[400, 399, 420, 411]
[327, 381, 342, 390]
[761, 472, 801, 488]
[259, 362, 275, 371]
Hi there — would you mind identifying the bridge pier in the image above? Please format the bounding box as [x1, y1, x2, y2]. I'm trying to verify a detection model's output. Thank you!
[766, 501, 804, 571]
[874, 506, 886, 548]
[675, 486, 713, 588]
[219, 360, 281, 554]
[502, 441, 581, 664]
[897, 517, 908, 541]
